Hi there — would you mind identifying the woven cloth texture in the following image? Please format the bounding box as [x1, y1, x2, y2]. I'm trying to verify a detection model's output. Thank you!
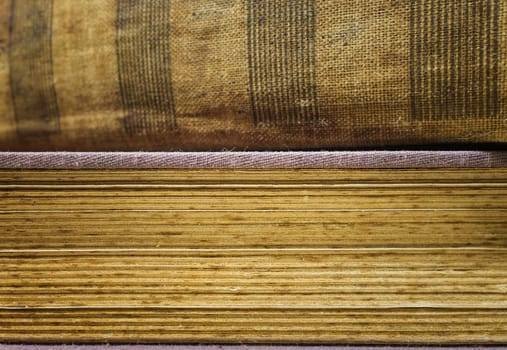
[1, 347, 506, 350]
[1, 151, 506, 169]
[0, 1, 506, 151]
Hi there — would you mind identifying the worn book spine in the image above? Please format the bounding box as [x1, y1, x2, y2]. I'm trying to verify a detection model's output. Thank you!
[0, 0, 506, 151]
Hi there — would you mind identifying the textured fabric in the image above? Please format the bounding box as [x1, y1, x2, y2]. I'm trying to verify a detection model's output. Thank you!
[0, 1, 506, 151]
[1, 151, 506, 169]
[1, 347, 506, 350]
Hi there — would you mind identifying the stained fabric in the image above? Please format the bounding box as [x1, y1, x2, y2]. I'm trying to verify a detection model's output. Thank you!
[0, 0, 506, 150]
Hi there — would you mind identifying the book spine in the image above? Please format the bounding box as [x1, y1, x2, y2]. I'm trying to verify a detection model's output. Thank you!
[0, 1, 505, 150]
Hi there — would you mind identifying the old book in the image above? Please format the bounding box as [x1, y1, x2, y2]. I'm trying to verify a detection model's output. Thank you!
[0, 1, 506, 151]
[0, 168, 506, 344]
